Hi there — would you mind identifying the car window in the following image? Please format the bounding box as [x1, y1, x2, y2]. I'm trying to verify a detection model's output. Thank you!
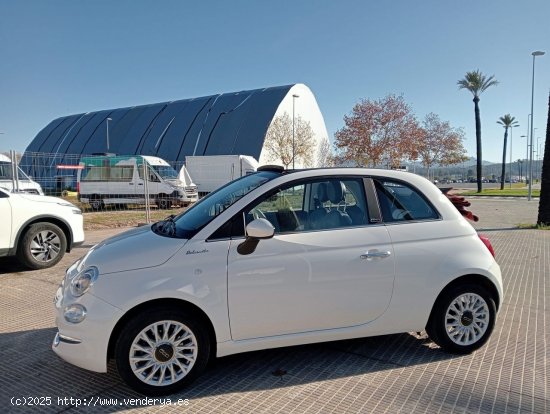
[374, 179, 438, 222]
[158, 171, 280, 239]
[244, 177, 369, 234]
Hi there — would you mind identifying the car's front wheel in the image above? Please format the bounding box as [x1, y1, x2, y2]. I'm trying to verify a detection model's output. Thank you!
[115, 308, 210, 396]
[17, 222, 67, 269]
[426, 283, 496, 354]
[156, 195, 171, 209]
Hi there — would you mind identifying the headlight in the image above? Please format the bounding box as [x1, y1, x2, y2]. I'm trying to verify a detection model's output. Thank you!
[64, 304, 87, 323]
[70, 266, 99, 297]
[72, 208, 82, 215]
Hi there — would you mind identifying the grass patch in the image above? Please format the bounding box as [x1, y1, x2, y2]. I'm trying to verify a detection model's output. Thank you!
[60, 195, 190, 230]
[83, 208, 187, 230]
[516, 223, 550, 230]
[456, 188, 540, 197]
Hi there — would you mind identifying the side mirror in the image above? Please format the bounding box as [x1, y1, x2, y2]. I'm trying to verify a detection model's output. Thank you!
[237, 218, 275, 255]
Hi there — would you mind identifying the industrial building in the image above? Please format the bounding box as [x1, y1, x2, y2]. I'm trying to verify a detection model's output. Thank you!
[21, 83, 329, 190]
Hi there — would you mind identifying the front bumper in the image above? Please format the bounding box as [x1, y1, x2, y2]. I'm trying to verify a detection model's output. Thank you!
[53, 288, 122, 373]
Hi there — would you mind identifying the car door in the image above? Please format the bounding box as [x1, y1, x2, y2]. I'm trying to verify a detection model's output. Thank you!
[373, 177, 450, 297]
[227, 176, 395, 341]
[0, 190, 12, 251]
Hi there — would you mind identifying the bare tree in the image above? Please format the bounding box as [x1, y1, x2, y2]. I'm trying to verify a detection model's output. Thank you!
[418, 113, 468, 179]
[264, 113, 316, 168]
[316, 137, 334, 167]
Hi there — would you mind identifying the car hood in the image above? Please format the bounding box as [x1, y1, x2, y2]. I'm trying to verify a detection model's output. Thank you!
[82, 225, 188, 274]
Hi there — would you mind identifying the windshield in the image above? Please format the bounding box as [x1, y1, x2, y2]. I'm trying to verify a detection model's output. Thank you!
[153, 171, 280, 239]
[150, 165, 179, 179]
[0, 162, 31, 181]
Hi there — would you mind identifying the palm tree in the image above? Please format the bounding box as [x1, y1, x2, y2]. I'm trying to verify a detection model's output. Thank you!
[497, 114, 519, 190]
[537, 92, 550, 225]
[458, 70, 498, 192]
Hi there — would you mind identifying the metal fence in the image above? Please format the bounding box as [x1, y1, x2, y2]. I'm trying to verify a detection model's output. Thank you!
[1, 151, 198, 223]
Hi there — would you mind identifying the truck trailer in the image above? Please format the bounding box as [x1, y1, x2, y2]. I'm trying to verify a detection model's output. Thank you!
[182, 155, 258, 195]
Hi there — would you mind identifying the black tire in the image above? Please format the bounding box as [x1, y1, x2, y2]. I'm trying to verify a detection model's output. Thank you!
[156, 195, 171, 210]
[17, 222, 67, 270]
[426, 283, 496, 354]
[90, 195, 104, 211]
[115, 307, 210, 396]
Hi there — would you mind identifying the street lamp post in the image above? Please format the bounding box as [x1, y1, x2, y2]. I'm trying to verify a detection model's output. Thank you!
[520, 135, 527, 182]
[528, 50, 545, 200]
[292, 94, 299, 169]
[106, 117, 113, 151]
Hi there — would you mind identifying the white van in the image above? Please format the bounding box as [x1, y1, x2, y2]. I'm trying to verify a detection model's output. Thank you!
[77, 155, 198, 210]
[0, 154, 44, 195]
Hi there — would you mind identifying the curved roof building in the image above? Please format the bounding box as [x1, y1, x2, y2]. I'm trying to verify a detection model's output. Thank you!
[21, 83, 328, 188]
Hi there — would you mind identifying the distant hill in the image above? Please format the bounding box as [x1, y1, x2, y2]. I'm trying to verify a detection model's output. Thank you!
[463, 157, 495, 166]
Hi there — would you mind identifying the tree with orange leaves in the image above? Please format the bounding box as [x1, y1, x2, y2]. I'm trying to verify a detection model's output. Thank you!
[334, 94, 422, 168]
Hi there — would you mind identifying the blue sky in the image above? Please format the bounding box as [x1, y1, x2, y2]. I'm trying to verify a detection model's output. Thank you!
[1, 0, 549, 162]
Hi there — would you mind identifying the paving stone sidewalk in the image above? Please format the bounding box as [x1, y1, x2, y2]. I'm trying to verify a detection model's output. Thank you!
[0, 198, 547, 413]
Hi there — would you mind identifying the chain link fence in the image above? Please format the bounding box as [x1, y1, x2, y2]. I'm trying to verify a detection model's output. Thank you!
[1, 151, 198, 225]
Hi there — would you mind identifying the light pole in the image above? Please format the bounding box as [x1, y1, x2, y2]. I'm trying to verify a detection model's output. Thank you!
[518, 159, 523, 181]
[520, 134, 527, 182]
[106, 117, 113, 151]
[509, 124, 519, 187]
[528, 50, 545, 200]
[291, 94, 299, 169]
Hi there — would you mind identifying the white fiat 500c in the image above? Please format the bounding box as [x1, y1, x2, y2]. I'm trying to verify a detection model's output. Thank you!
[53, 167, 502, 395]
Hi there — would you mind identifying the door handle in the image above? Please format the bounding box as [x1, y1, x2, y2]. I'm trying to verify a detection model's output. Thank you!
[129, 183, 134, 185]
[138, 183, 143, 185]
[360, 250, 391, 260]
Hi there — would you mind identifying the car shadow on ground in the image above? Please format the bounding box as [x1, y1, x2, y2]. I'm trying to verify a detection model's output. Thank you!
[0, 244, 96, 275]
[1, 327, 458, 412]
[0, 257, 31, 274]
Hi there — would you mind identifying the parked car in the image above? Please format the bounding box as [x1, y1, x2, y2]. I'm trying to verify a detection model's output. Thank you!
[0, 187, 84, 269]
[77, 155, 198, 210]
[53, 167, 502, 395]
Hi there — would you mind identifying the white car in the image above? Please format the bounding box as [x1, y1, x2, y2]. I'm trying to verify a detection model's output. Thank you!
[53, 167, 502, 396]
[0, 187, 84, 269]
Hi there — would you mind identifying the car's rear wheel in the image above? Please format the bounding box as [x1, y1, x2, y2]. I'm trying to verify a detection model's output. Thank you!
[426, 283, 496, 354]
[115, 308, 210, 396]
[17, 222, 67, 269]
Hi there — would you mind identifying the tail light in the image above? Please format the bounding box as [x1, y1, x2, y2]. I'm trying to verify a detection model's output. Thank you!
[76, 182, 80, 193]
[478, 234, 495, 258]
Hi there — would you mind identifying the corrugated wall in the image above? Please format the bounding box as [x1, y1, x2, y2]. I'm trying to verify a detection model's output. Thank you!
[21, 85, 293, 185]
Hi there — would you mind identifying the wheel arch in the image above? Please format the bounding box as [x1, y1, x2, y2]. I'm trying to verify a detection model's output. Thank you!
[429, 274, 501, 322]
[107, 298, 217, 362]
[12, 215, 73, 254]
